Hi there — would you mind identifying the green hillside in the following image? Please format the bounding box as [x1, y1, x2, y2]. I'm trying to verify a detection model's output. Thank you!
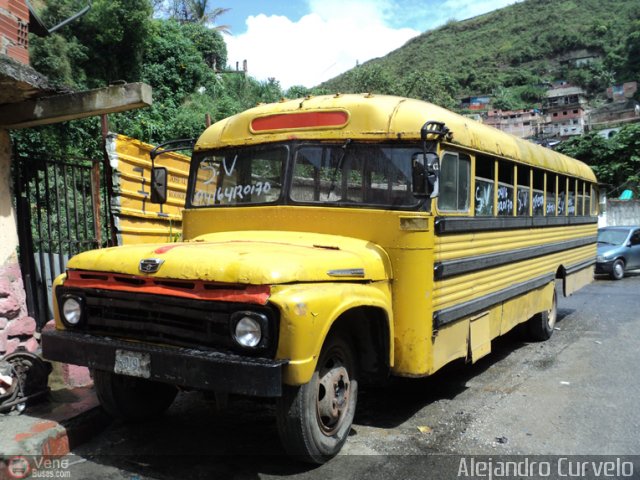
[320, 0, 640, 109]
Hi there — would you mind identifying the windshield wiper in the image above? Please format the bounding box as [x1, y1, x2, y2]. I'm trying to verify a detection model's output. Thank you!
[326, 139, 352, 200]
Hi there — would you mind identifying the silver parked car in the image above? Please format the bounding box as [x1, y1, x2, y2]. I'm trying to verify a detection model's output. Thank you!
[596, 226, 640, 280]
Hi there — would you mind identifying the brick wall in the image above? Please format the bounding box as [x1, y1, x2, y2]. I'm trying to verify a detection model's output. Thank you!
[0, 0, 29, 65]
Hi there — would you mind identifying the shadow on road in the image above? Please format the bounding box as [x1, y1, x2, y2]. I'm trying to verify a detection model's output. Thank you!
[355, 307, 573, 430]
[73, 311, 576, 479]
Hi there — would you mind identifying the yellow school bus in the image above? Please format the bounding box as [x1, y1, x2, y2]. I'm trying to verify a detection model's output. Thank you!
[42, 94, 597, 463]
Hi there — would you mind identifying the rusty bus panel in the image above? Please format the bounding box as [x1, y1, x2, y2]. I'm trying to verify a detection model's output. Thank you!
[105, 133, 190, 245]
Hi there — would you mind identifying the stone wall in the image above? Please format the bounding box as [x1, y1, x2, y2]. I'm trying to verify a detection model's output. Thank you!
[0, 129, 35, 356]
[0, 254, 37, 355]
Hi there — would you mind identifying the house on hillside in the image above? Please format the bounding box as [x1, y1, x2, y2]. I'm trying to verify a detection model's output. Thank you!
[459, 95, 491, 111]
[589, 99, 640, 138]
[539, 86, 588, 139]
[0, 0, 152, 358]
[558, 49, 601, 68]
[484, 108, 541, 139]
[606, 81, 637, 102]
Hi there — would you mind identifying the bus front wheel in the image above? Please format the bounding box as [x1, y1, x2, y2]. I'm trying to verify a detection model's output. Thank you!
[93, 370, 178, 422]
[528, 288, 557, 341]
[276, 333, 358, 464]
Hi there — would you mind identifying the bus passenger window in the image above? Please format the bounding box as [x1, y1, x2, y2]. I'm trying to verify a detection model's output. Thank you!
[533, 170, 545, 216]
[475, 156, 494, 216]
[567, 179, 576, 215]
[586, 184, 594, 216]
[438, 152, 470, 212]
[546, 173, 556, 216]
[576, 181, 584, 216]
[497, 161, 514, 216]
[516, 166, 530, 216]
[557, 176, 567, 215]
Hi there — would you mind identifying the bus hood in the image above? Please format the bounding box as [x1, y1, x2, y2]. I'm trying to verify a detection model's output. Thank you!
[66, 231, 391, 284]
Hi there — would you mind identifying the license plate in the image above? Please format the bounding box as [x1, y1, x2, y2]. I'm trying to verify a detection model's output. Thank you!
[114, 350, 151, 379]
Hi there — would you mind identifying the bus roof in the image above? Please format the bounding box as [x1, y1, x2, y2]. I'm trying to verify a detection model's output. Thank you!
[195, 94, 597, 183]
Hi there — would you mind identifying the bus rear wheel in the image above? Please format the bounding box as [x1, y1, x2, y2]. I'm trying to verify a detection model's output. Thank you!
[527, 288, 557, 341]
[93, 370, 178, 422]
[276, 334, 358, 464]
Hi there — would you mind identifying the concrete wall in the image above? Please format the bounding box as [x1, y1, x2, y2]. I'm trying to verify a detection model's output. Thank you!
[603, 200, 640, 226]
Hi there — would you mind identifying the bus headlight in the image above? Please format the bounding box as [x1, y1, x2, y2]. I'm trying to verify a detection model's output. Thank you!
[231, 311, 267, 348]
[61, 296, 84, 327]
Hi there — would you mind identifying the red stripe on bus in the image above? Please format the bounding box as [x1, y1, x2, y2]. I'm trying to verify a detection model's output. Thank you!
[64, 270, 271, 305]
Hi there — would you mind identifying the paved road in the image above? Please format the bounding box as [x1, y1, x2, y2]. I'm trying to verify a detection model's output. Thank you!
[59, 274, 640, 479]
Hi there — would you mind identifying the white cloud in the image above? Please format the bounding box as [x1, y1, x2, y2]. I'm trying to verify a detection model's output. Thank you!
[224, 0, 419, 89]
[408, 0, 523, 31]
[224, 0, 523, 90]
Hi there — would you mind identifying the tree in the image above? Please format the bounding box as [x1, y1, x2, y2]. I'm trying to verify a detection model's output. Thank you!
[557, 123, 640, 197]
[30, 0, 153, 88]
[163, 1, 231, 32]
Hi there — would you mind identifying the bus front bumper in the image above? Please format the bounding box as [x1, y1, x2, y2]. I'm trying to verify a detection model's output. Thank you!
[42, 330, 287, 397]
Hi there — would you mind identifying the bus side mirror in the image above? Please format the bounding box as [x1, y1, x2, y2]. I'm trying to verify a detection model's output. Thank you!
[150, 167, 168, 204]
[412, 152, 440, 198]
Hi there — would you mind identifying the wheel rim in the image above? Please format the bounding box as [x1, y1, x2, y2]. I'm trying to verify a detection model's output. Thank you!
[316, 352, 351, 436]
[614, 262, 624, 278]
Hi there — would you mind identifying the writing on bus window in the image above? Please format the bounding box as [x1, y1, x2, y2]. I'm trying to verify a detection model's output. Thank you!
[497, 185, 513, 215]
[517, 188, 529, 216]
[532, 191, 544, 215]
[475, 179, 493, 216]
[567, 195, 575, 215]
[194, 182, 272, 205]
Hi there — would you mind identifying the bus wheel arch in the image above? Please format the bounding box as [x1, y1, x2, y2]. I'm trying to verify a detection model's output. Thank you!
[527, 284, 557, 341]
[329, 306, 391, 385]
[275, 306, 390, 463]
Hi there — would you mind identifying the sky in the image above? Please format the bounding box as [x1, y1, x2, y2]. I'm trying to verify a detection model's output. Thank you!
[216, 0, 522, 89]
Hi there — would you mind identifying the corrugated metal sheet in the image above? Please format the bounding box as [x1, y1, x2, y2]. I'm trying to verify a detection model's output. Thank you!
[105, 133, 190, 245]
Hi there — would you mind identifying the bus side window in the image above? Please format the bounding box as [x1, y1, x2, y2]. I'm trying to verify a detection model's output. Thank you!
[588, 184, 596, 216]
[438, 152, 470, 212]
[576, 180, 584, 216]
[546, 173, 556, 216]
[474, 156, 494, 216]
[568, 178, 576, 215]
[558, 175, 567, 215]
[497, 161, 514, 216]
[533, 169, 545, 216]
[516, 165, 530, 216]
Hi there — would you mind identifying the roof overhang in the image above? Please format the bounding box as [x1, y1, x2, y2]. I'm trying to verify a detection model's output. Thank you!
[0, 82, 153, 129]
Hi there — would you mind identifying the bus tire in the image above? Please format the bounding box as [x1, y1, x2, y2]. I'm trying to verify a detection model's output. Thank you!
[93, 370, 178, 422]
[610, 259, 625, 280]
[528, 289, 557, 341]
[276, 333, 358, 464]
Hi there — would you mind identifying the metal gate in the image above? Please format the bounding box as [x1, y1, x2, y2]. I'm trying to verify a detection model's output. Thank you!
[14, 155, 109, 328]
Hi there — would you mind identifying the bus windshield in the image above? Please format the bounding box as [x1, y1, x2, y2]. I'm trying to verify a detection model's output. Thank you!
[191, 145, 286, 207]
[291, 143, 419, 208]
[189, 142, 421, 209]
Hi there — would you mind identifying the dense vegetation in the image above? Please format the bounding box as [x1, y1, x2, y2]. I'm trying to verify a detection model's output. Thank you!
[12, 0, 640, 195]
[14, 0, 290, 159]
[323, 0, 640, 109]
